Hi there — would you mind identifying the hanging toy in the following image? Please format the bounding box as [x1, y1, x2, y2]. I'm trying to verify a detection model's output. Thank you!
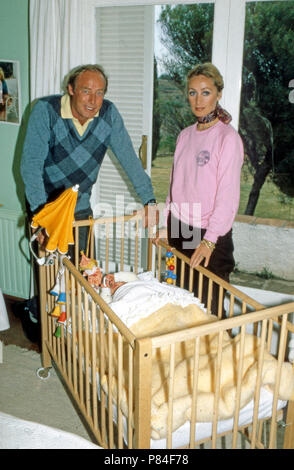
[54, 325, 62, 338]
[164, 250, 177, 284]
[50, 266, 67, 338]
[51, 304, 61, 318]
[57, 310, 67, 324]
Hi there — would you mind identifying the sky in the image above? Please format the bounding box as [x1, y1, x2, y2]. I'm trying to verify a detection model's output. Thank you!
[154, 5, 170, 75]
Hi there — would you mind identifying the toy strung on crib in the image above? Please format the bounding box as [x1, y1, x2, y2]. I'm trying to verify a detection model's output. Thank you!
[164, 250, 177, 284]
[49, 267, 67, 338]
[79, 251, 103, 289]
[79, 251, 112, 302]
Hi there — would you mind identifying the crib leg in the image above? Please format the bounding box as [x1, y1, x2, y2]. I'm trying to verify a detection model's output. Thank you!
[283, 401, 294, 449]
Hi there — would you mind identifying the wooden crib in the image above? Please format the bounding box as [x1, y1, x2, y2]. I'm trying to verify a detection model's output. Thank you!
[38, 214, 294, 449]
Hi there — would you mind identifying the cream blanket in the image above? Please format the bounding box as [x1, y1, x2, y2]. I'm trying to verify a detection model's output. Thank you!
[101, 302, 294, 440]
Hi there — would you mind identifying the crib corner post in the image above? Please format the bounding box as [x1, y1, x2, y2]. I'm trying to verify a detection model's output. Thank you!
[39, 260, 52, 369]
[133, 337, 152, 449]
[283, 400, 294, 449]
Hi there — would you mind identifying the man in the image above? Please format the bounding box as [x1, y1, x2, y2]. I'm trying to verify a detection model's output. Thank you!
[21, 64, 157, 250]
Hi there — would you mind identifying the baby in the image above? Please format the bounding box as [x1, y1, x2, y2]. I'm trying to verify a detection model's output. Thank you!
[79, 251, 138, 301]
[103, 272, 138, 295]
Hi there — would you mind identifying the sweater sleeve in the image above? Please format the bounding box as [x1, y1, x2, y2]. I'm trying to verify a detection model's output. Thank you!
[108, 103, 155, 206]
[204, 131, 244, 243]
[20, 100, 51, 213]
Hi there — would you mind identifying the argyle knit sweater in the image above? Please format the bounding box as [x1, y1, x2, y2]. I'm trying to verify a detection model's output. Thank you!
[21, 95, 155, 215]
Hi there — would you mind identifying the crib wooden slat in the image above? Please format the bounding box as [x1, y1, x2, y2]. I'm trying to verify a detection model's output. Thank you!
[133, 338, 152, 449]
[232, 324, 246, 448]
[189, 267, 194, 293]
[91, 301, 98, 431]
[66, 271, 72, 384]
[212, 330, 224, 448]
[105, 223, 110, 273]
[120, 222, 124, 271]
[99, 308, 107, 445]
[189, 336, 200, 448]
[269, 313, 288, 448]
[167, 343, 176, 449]
[71, 273, 78, 392]
[117, 332, 123, 449]
[207, 278, 213, 315]
[251, 318, 268, 448]
[217, 286, 224, 319]
[180, 260, 185, 289]
[134, 219, 139, 274]
[128, 344, 134, 449]
[108, 322, 114, 449]
[74, 225, 79, 268]
[198, 272, 203, 302]
[84, 291, 90, 416]
[77, 283, 84, 405]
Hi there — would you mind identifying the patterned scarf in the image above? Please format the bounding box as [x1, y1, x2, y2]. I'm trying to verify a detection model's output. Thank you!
[197, 103, 232, 125]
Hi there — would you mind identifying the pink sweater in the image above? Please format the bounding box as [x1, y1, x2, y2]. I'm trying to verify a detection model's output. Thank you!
[166, 120, 244, 243]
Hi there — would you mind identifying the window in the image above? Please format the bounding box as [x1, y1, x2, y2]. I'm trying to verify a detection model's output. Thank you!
[238, 0, 294, 221]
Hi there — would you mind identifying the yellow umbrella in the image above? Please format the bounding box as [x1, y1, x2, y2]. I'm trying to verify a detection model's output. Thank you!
[31, 185, 79, 254]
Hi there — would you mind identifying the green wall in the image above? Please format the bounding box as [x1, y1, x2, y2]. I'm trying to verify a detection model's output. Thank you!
[0, 0, 29, 213]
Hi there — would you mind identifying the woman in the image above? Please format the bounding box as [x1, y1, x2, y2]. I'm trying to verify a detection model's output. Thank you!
[155, 63, 244, 316]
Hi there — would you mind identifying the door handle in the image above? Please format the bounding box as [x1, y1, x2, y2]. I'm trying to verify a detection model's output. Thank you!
[139, 135, 147, 170]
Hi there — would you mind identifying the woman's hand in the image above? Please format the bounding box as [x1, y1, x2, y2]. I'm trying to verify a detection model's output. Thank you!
[190, 241, 214, 269]
[153, 227, 168, 246]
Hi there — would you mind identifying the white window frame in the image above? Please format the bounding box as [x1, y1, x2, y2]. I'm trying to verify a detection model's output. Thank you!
[84, 0, 279, 129]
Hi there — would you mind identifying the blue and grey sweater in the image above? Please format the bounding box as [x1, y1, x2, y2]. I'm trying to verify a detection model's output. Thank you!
[21, 95, 155, 215]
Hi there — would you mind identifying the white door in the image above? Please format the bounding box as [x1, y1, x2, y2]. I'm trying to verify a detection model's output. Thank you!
[92, 5, 155, 270]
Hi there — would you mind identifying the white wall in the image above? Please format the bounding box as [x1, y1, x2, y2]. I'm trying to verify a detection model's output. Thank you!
[233, 216, 294, 281]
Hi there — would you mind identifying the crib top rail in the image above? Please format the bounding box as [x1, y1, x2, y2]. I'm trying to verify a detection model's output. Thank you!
[149, 301, 294, 349]
[152, 239, 265, 312]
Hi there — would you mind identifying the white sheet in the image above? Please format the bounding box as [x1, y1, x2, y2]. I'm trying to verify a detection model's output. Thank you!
[109, 271, 206, 328]
[150, 387, 286, 448]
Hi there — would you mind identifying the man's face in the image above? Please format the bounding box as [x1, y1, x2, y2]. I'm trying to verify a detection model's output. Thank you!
[68, 70, 106, 125]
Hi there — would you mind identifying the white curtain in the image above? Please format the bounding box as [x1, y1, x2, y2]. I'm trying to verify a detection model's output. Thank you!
[29, 0, 90, 100]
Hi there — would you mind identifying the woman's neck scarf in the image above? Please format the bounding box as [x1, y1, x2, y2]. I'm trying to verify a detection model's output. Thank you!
[197, 103, 232, 125]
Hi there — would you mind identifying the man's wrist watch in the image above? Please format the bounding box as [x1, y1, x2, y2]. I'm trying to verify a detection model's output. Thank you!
[145, 199, 157, 207]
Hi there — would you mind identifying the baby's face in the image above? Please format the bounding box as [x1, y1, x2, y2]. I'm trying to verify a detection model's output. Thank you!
[104, 274, 125, 294]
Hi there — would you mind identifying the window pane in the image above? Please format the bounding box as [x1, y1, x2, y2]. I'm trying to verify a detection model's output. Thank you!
[239, 0, 294, 221]
[152, 3, 214, 203]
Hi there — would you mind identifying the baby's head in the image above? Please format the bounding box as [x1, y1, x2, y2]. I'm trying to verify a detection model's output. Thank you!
[103, 271, 138, 294]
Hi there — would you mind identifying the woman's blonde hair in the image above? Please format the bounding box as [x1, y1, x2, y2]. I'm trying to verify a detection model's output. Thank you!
[187, 62, 224, 93]
[0, 68, 5, 82]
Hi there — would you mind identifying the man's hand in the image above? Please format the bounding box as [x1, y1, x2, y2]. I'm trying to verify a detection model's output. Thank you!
[153, 227, 168, 246]
[143, 204, 159, 237]
[31, 226, 48, 251]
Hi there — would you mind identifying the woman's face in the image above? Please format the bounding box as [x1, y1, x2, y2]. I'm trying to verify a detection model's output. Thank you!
[188, 74, 222, 119]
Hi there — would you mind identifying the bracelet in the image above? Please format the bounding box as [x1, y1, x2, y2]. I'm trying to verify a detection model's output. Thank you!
[145, 199, 157, 206]
[201, 238, 216, 252]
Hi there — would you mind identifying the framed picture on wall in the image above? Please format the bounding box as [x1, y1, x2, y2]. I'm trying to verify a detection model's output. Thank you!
[0, 60, 21, 125]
